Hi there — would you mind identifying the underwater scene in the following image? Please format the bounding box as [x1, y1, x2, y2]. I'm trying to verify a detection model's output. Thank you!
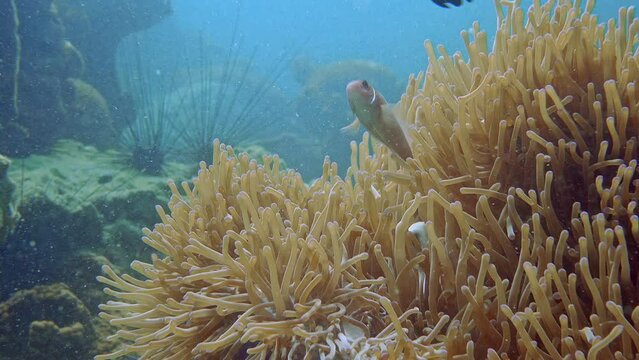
[0, 0, 639, 359]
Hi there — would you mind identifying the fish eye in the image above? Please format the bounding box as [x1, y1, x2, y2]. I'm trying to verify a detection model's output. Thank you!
[362, 80, 369, 89]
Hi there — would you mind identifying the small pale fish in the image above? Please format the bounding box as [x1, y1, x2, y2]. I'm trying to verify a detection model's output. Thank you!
[408, 221, 428, 249]
[343, 80, 413, 160]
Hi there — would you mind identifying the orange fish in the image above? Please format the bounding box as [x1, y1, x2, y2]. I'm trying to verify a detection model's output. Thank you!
[343, 80, 413, 160]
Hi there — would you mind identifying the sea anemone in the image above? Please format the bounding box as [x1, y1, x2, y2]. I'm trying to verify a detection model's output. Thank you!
[96, 140, 422, 359]
[96, 0, 639, 358]
[388, 0, 639, 356]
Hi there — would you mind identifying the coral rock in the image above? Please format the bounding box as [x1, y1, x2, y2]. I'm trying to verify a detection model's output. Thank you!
[0, 155, 18, 247]
[0, 283, 97, 360]
[61, 78, 115, 149]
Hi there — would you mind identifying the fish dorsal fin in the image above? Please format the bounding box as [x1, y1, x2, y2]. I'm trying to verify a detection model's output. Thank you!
[375, 90, 388, 106]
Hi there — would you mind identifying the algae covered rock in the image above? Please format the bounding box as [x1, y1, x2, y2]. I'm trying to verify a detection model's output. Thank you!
[53, 0, 172, 131]
[1, 0, 169, 155]
[0, 190, 103, 300]
[27, 321, 86, 359]
[0, 283, 97, 360]
[0, 0, 68, 155]
[61, 253, 115, 312]
[0, 155, 19, 247]
[61, 78, 116, 149]
[101, 219, 152, 270]
[62, 40, 86, 79]
[0, 1, 110, 155]
[2, 140, 191, 298]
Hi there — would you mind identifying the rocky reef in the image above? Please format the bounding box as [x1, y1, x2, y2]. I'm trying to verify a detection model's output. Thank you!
[0, 0, 69, 155]
[53, 0, 172, 130]
[0, 155, 18, 247]
[61, 78, 116, 150]
[0, 139, 193, 356]
[0, 140, 191, 306]
[0, 0, 171, 156]
[0, 283, 100, 360]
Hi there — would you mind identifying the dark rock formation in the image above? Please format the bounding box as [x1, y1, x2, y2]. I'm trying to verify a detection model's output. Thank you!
[0, 0, 68, 155]
[0, 140, 191, 300]
[0, 192, 103, 299]
[53, 0, 172, 130]
[0, 155, 18, 246]
[0, 0, 172, 155]
[61, 78, 116, 149]
[0, 283, 97, 360]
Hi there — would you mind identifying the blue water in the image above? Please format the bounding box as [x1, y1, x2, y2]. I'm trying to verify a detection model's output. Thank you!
[162, 0, 636, 94]
[117, 0, 636, 179]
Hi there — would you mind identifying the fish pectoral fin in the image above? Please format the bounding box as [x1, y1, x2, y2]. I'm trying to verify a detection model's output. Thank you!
[340, 118, 361, 134]
[385, 103, 413, 145]
[382, 103, 407, 127]
[389, 103, 404, 122]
